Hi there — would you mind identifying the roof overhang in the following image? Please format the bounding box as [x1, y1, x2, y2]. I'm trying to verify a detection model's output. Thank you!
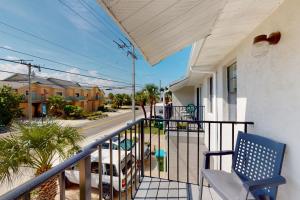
[97, 0, 226, 65]
[189, 0, 284, 69]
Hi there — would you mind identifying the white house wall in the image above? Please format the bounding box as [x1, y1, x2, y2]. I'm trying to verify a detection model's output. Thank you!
[196, 0, 300, 198]
[171, 86, 195, 107]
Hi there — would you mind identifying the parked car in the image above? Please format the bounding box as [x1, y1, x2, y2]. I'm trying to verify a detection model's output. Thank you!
[65, 149, 136, 199]
[101, 136, 150, 162]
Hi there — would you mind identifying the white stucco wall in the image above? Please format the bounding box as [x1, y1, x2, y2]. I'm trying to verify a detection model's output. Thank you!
[174, 0, 299, 197]
[235, 0, 300, 198]
[200, 0, 300, 198]
[172, 86, 195, 106]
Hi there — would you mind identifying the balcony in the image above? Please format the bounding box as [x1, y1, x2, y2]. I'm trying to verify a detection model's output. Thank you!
[0, 118, 253, 200]
[22, 93, 45, 102]
[165, 105, 205, 132]
[65, 96, 86, 101]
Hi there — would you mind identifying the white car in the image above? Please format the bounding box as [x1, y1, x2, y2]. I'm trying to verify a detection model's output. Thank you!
[65, 149, 136, 199]
[102, 136, 150, 162]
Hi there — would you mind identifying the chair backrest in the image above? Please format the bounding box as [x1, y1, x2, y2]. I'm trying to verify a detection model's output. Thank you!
[232, 132, 286, 200]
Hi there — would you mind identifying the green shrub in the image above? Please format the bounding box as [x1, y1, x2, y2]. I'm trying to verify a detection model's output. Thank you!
[98, 105, 105, 112]
[0, 86, 23, 126]
[86, 111, 108, 120]
[64, 105, 84, 119]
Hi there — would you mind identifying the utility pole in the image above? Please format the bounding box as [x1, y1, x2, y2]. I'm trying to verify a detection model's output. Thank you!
[28, 64, 32, 122]
[132, 45, 136, 121]
[159, 80, 162, 102]
[0, 59, 40, 122]
[113, 39, 137, 122]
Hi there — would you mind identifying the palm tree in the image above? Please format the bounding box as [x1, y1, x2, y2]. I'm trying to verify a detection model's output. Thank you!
[48, 95, 67, 117]
[0, 122, 83, 200]
[144, 84, 160, 118]
[136, 91, 148, 119]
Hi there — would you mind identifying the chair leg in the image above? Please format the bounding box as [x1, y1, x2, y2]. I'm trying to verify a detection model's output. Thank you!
[199, 176, 204, 200]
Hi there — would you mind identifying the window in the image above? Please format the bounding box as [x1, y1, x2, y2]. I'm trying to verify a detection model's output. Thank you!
[26, 90, 29, 95]
[104, 164, 118, 176]
[75, 93, 80, 97]
[227, 62, 237, 120]
[91, 162, 99, 174]
[56, 92, 63, 96]
[208, 77, 213, 113]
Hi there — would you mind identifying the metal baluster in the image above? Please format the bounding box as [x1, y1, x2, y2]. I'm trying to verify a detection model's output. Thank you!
[110, 139, 113, 200]
[220, 123, 223, 170]
[59, 171, 65, 200]
[149, 119, 152, 177]
[158, 124, 161, 179]
[141, 120, 145, 177]
[98, 145, 103, 200]
[118, 135, 121, 200]
[130, 127, 133, 199]
[125, 130, 128, 200]
[232, 123, 235, 151]
[187, 122, 189, 183]
[197, 121, 200, 185]
[167, 120, 170, 180]
[208, 123, 211, 151]
[138, 123, 141, 183]
[244, 123, 248, 133]
[23, 192, 30, 200]
[177, 121, 179, 182]
[134, 124, 137, 192]
[79, 155, 91, 200]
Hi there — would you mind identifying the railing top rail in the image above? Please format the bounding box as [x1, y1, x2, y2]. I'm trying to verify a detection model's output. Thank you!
[0, 118, 143, 200]
[145, 118, 254, 125]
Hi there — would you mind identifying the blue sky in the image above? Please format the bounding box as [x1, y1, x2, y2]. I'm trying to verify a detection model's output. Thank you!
[0, 0, 190, 93]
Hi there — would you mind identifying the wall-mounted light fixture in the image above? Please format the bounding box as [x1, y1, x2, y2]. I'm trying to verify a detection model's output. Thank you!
[252, 32, 281, 57]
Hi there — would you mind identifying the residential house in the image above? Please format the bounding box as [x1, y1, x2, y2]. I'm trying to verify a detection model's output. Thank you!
[1, 74, 65, 117]
[83, 86, 105, 112]
[1, 74, 105, 117]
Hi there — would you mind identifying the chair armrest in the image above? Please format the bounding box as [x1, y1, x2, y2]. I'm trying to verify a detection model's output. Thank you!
[203, 150, 234, 157]
[243, 176, 286, 191]
[202, 150, 234, 169]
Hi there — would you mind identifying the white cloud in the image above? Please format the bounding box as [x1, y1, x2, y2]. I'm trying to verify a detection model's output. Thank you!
[0, 56, 28, 80]
[3, 45, 12, 49]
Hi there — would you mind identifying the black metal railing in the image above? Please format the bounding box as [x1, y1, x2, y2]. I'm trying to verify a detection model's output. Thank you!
[0, 118, 254, 200]
[165, 105, 205, 121]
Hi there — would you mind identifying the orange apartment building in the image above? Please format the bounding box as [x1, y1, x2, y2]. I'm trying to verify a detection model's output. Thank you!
[0, 74, 105, 118]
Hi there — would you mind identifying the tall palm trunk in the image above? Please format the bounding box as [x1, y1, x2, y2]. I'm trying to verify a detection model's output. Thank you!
[141, 104, 148, 126]
[150, 102, 153, 119]
[35, 165, 58, 200]
[153, 100, 157, 118]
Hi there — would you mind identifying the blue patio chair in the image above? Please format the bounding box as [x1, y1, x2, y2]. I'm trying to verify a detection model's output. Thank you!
[200, 132, 286, 200]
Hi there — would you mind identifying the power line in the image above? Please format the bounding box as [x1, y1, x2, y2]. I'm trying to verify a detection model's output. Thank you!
[77, 0, 122, 39]
[0, 58, 135, 85]
[0, 46, 132, 82]
[0, 21, 131, 73]
[57, 0, 116, 42]
[0, 69, 142, 89]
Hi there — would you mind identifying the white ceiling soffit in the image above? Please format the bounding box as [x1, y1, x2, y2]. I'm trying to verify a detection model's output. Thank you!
[190, 0, 284, 68]
[97, 0, 226, 65]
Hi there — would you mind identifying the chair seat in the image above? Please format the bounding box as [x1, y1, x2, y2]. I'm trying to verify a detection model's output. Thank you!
[202, 169, 255, 200]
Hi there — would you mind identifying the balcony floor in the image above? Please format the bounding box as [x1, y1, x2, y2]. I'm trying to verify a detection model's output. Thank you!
[134, 177, 222, 200]
[134, 177, 192, 199]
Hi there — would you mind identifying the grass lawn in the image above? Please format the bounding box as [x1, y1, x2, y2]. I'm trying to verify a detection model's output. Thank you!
[143, 125, 164, 135]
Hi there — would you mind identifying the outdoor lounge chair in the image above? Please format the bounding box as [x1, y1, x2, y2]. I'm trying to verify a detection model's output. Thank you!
[199, 132, 286, 200]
